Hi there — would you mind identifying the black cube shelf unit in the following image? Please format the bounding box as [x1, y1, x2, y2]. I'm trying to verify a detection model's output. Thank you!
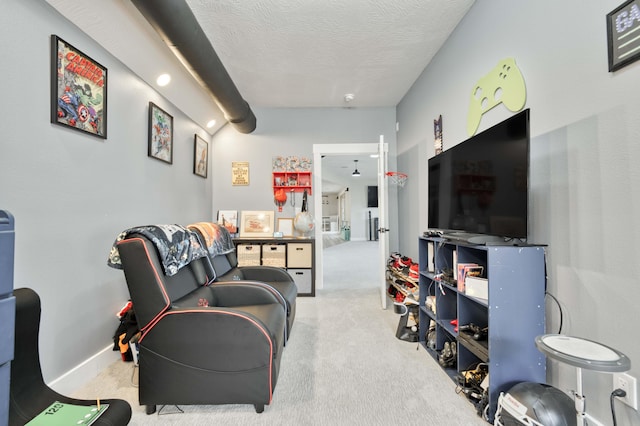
[418, 236, 546, 422]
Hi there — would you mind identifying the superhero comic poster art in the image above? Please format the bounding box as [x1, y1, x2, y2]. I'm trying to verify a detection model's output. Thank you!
[147, 102, 173, 164]
[50, 35, 107, 139]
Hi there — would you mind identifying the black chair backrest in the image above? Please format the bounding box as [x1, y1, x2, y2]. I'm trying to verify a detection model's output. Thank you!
[10, 288, 46, 413]
[211, 254, 235, 278]
[117, 235, 210, 330]
[226, 251, 239, 269]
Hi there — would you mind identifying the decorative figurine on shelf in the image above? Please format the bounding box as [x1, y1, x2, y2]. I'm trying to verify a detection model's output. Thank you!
[294, 189, 314, 237]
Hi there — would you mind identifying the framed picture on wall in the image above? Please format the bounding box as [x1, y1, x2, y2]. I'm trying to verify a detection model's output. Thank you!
[239, 211, 275, 238]
[50, 35, 107, 139]
[193, 134, 208, 178]
[148, 102, 173, 164]
[217, 210, 238, 234]
[607, 0, 640, 72]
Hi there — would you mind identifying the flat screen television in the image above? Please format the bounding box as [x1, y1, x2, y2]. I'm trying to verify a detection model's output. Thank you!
[367, 186, 378, 208]
[428, 109, 530, 243]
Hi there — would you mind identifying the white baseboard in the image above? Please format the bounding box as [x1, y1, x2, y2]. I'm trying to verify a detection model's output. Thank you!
[47, 344, 120, 396]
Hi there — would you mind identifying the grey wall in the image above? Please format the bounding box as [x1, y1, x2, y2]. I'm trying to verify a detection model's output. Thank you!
[397, 0, 640, 423]
[0, 0, 212, 383]
[211, 107, 398, 245]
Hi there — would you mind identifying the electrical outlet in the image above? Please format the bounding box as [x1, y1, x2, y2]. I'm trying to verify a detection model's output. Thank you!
[613, 373, 638, 410]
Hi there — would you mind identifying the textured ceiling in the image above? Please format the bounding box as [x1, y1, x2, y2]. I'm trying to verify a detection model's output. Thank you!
[187, 0, 475, 108]
[45, 0, 473, 188]
[46, 0, 474, 119]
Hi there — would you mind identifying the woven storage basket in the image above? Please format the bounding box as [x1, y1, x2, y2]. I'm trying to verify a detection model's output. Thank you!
[237, 244, 261, 266]
[261, 244, 286, 267]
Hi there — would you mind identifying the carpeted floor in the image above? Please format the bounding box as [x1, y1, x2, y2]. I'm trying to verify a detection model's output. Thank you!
[73, 241, 488, 425]
[322, 231, 346, 249]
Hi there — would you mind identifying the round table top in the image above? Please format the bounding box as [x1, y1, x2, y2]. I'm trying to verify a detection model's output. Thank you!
[535, 334, 631, 372]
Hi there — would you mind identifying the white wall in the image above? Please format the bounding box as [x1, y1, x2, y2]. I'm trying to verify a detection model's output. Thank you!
[397, 1, 640, 424]
[321, 193, 338, 217]
[0, 0, 212, 388]
[211, 107, 399, 247]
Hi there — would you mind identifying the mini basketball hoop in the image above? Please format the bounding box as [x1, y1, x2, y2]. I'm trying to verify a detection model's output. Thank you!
[386, 171, 408, 187]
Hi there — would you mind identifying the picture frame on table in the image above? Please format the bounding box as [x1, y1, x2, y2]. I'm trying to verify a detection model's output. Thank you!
[277, 218, 294, 237]
[148, 102, 173, 164]
[193, 134, 208, 178]
[50, 35, 107, 139]
[217, 210, 238, 234]
[239, 211, 275, 238]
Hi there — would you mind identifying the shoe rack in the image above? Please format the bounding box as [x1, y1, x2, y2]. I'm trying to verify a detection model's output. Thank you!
[418, 236, 547, 423]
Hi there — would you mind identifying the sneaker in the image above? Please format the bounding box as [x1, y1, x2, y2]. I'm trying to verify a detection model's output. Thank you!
[398, 256, 412, 268]
[392, 256, 412, 273]
[408, 263, 419, 281]
[387, 252, 401, 268]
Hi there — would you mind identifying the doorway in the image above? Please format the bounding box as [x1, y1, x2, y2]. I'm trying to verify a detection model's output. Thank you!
[312, 142, 388, 303]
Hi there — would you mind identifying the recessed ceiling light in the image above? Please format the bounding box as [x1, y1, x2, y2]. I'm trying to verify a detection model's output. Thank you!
[370, 154, 379, 158]
[156, 73, 171, 86]
[206, 120, 217, 128]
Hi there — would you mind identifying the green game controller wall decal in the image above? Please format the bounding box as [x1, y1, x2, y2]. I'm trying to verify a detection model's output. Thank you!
[467, 58, 526, 136]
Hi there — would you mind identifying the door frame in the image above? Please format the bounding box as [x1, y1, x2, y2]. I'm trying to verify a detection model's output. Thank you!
[312, 142, 388, 292]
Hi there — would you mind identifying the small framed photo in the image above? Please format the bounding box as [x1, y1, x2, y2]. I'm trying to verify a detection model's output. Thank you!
[193, 134, 208, 178]
[148, 102, 173, 164]
[50, 35, 107, 138]
[217, 210, 238, 234]
[277, 218, 294, 237]
[240, 211, 275, 238]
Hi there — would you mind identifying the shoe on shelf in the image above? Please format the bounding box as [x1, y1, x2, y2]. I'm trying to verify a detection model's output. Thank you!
[408, 263, 419, 281]
[387, 252, 401, 269]
[393, 256, 412, 272]
[439, 341, 457, 368]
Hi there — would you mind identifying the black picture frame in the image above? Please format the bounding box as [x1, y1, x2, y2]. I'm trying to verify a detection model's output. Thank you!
[607, 0, 640, 72]
[147, 102, 173, 164]
[50, 35, 107, 138]
[193, 134, 208, 178]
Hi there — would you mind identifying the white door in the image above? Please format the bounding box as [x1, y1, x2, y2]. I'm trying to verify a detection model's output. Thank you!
[377, 136, 389, 309]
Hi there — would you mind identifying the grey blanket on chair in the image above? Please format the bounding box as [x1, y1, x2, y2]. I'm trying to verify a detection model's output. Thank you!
[187, 222, 236, 257]
[107, 224, 208, 276]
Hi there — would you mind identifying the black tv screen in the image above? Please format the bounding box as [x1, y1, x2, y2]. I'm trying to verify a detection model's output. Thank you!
[367, 186, 378, 208]
[428, 109, 530, 240]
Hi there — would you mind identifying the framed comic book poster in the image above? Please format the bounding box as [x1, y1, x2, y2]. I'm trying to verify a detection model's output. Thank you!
[193, 134, 208, 178]
[148, 102, 173, 164]
[50, 35, 107, 139]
